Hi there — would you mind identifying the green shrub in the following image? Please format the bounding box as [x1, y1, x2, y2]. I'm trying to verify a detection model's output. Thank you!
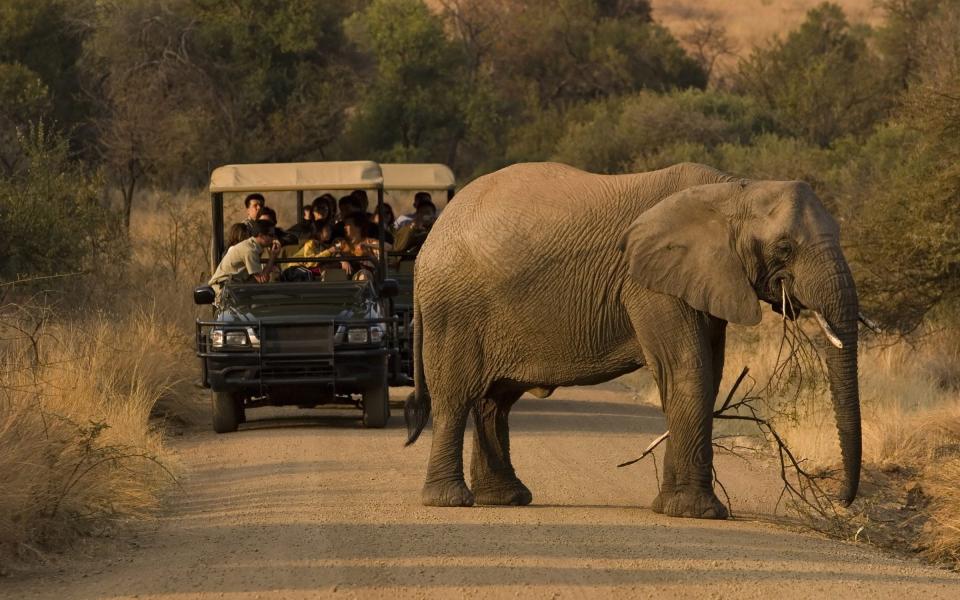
[0, 124, 119, 282]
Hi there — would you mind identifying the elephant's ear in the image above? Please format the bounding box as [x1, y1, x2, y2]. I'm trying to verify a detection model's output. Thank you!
[618, 185, 761, 325]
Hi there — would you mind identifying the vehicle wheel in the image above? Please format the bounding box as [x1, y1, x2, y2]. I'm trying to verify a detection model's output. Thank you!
[362, 377, 390, 428]
[212, 391, 242, 433]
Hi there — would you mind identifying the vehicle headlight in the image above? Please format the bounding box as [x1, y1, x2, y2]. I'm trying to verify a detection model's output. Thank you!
[211, 328, 256, 349]
[347, 328, 369, 344]
[224, 331, 249, 347]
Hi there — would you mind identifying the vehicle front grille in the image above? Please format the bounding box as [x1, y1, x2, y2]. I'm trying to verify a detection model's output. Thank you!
[261, 324, 333, 354]
[261, 359, 335, 379]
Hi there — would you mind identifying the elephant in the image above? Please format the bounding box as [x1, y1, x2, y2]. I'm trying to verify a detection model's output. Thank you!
[403, 162, 861, 519]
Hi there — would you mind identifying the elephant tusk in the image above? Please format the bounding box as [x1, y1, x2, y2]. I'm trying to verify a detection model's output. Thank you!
[781, 281, 786, 323]
[858, 312, 883, 334]
[813, 311, 844, 349]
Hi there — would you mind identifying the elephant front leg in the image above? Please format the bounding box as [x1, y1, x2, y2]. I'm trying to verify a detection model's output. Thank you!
[469, 393, 532, 506]
[421, 403, 474, 507]
[651, 370, 728, 520]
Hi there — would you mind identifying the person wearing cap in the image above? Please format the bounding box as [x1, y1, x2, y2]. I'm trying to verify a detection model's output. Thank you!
[209, 220, 281, 295]
[394, 191, 432, 229]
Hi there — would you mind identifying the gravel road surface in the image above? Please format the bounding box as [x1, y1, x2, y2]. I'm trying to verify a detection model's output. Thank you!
[6, 382, 958, 599]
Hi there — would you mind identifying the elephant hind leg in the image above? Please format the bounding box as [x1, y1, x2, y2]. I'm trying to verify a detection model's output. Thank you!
[421, 400, 474, 507]
[470, 389, 532, 506]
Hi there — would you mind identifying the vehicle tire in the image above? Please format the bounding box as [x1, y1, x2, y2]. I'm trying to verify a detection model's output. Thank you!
[212, 391, 242, 433]
[362, 376, 390, 428]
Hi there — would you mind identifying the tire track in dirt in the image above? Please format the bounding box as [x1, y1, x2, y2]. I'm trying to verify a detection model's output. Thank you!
[5, 383, 958, 599]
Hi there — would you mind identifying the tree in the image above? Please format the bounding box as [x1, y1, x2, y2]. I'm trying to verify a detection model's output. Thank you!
[735, 3, 892, 146]
[346, 0, 469, 163]
[82, 0, 220, 228]
[845, 1, 960, 329]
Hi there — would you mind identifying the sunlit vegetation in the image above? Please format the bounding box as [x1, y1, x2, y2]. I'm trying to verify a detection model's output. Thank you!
[1, 0, 957, 567]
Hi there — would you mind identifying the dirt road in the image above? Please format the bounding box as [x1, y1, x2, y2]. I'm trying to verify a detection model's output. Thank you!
[6, 382, 958, 599]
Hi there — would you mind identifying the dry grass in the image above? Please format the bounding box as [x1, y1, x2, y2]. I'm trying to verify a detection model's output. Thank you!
[0, 308, 190, 563]
[725, 313, 960, 565]
[620, 308, 960, 566]
[0, 190, 210, 566]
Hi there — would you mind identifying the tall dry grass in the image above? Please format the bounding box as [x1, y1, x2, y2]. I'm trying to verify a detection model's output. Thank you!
[0, 190, 210, 565]
[725, 313, 960, 564]
[619, 308, 960, 565]
[0, 308, 191, 562]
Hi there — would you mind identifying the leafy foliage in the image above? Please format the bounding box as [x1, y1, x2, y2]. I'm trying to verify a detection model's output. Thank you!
[735, 2, 893, 146]
[0, 124, 116, 282]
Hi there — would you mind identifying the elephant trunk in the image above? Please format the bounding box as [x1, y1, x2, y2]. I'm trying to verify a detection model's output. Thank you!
[792, 246, 861, 506]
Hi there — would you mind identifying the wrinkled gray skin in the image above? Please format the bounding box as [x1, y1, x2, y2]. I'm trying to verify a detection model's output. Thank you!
[405, 162, 861, 519]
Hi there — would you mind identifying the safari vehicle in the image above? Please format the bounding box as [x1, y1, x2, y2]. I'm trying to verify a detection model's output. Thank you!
[381, 163, 456, 380]
[193, 161, 399, 432]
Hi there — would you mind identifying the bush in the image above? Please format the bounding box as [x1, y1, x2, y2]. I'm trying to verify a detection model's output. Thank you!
[552, 89, 772, 173]
[0, 124, 119, 283]
[735, 2, 893, 146]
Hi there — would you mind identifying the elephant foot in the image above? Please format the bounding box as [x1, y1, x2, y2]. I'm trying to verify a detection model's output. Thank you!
[654, 489, 728, 520]
[421, 479, 475, 507]
[472, 477, 533, 506]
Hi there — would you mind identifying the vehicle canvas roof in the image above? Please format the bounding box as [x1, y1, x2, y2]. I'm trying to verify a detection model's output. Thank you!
[209, 161, 383, 193]
[380, 163, 455, 191]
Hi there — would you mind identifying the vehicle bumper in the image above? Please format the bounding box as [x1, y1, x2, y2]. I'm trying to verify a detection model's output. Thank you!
[200, 348, 392, 392]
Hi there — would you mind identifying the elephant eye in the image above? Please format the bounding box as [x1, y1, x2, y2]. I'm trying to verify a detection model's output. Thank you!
[773, 240, 794, 260]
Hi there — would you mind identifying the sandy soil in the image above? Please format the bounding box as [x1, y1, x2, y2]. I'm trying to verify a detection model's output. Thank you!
[5, 382, 958, 599]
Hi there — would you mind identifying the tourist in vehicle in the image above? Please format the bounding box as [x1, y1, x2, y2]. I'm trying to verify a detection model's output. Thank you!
[311, 194, 336, 225]
[393, 199, 436, 254]
[242, 193, 265, 231]
[295, 214, 380, 279]
[330, 195, 361, 240]
[226, 222, 249, 247]
[209, 220, 281, 295]
[257, 205, 299, 246]
[351, 189, 370, 215]
[394, 191, 432, 229]
[367, 202, 396, 245]
[286, 204, 315, 242]
[375, 202, 396, 232]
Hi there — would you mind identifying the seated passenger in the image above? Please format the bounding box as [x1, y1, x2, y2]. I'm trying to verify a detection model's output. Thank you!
[226, 222, 249, 247]
[209, 221, 281, 295]
[286, 204, 315, 242]
[311, 194, 336, 226]
[296, 215, 379, 279]
[365, 202, 395, 245]
[393, 199, 436, 254]
[330, 195, 361, 240]
[394, 191, 432, 229]
[291, 224, 335, 270]
[242, 193, 265, 232]
[256, 205, 299, 246]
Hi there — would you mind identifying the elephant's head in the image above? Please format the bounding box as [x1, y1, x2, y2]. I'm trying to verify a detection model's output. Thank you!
[618, 179, 861, 506]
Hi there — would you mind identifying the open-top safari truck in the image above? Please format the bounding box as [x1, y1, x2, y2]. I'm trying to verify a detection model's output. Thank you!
[380, 163, 456, 380]
[193, 161, 400, 432]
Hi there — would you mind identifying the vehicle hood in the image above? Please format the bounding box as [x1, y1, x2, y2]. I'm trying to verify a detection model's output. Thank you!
[217, 281, 377, 322]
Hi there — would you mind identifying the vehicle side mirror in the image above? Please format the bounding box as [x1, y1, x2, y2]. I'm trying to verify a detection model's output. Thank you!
[380, 278, 399, 298]
[194, 285, 216, 305]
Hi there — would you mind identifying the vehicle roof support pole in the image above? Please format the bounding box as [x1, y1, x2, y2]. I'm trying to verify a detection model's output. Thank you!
[212, 192, 224, 273]
[296, 190, 304, 225]
[378, 187, 386, 281]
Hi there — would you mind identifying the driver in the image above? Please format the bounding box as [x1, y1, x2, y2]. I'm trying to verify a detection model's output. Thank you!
[209, 220, 281, 295]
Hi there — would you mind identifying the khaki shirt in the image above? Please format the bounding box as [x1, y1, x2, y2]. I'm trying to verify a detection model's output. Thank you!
[209, 237, 263, 291]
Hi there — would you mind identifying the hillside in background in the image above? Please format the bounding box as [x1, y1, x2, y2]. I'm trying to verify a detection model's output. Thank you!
[650, 0, 884, 79]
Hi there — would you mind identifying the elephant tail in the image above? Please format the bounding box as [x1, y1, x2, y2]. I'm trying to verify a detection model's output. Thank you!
[404, 292, 430, 446]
